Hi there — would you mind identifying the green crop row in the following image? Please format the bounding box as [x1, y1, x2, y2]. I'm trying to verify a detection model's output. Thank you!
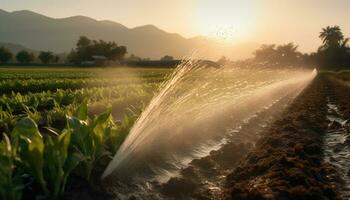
[0, 84, 156, 112]
[0, 102, 135, 200]
[0, 85, 155, 134]
[0, 71, 92, 80]
[0, 67, 167, 199]
[0, 67, 170, 80]
[0, 77, 162, 94]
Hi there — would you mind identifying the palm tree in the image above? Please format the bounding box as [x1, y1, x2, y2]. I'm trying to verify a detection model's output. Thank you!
[319, 26, 344, 48]
[341, 38, 349, 49]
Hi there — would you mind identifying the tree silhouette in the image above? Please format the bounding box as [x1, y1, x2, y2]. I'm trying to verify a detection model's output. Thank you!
[276, 43, 301, 63]
[53, 55, 60, 63]
[38, 51, 54, 64]
[77, 36, 91, 48]
[0, 47, 13, 63]
[68, 36, 127, 65]
[161, 55, 174, 61]
[254, 43, 301, 65]
[254, 44, 277, 61]
[340, 38, 349, 49]
[316, 26, 350, 68]
[319, 26, 345, 48]
[16, 50, 35, 64]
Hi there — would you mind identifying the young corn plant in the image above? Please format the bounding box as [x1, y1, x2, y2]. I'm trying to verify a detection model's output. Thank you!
[0, 134, 23, 200]
[0, 108, 18, 133]
[107, 113, 137, 154]
[43, 129, 84, 197]
[11, 117, 48, 196]
[1, 99, 133, 198]
[11, 117, 84, 198]
[21, 104, 42, 125]
[68, 101, 113, 180]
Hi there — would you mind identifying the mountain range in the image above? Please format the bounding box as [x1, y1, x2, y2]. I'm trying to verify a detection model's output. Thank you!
[0, 9, 258, 60]
[0, 41, 37, 54]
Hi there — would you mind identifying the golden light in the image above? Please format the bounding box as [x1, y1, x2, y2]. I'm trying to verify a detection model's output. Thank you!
[194, 0, 256, 42]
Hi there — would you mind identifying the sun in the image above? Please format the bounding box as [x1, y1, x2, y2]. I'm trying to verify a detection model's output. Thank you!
[194, 0, 256, 42]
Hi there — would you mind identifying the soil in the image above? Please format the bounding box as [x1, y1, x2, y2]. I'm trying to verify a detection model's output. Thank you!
[158, 90, 298, 200]
[224, 74, 350, 200]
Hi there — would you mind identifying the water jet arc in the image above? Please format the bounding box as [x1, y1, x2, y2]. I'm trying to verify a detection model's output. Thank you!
[102, 62, 317, 181]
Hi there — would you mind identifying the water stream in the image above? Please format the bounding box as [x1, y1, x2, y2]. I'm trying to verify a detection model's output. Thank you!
[158, 90, 301, 199]
[324, 98, 350, 199]
[102, 60, 317, 198]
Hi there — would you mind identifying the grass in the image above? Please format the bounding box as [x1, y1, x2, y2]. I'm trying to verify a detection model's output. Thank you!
[0, 66, 170, 199]
[319, 70, 350, 82]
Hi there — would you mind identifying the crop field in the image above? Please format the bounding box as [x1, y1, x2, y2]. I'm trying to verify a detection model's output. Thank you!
[1, 1, 350, 199]
[1, 66, 350, 200]
[0, 67, 171, 199]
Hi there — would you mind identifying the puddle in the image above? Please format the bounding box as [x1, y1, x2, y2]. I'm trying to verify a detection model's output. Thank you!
[324, 97, 350, 199]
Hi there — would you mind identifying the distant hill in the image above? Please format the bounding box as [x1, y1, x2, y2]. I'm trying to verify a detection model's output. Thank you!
[0, 42, 38, 54]
[0, 9, 258, 60]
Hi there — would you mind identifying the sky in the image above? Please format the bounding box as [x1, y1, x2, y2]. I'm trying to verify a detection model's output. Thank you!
[1, 0, 350, 52]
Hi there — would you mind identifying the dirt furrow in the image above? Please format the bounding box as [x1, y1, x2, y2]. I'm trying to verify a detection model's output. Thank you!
[224, 75, 342, 199]
[159, 91, 299, 199]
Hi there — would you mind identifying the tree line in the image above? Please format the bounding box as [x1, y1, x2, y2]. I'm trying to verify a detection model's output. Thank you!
[252, 25, 350, 69]
[253, 43, 307, 65]
[0, 48, 59, 64]
[67, 36, 127, 65]
[315, 26, 350, 68]
[1, 26, 349, 68]
[0, 36, 128, 65]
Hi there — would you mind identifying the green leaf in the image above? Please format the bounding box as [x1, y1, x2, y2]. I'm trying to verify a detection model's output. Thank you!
[61, 151, 84, 192]
[74, 100, 88, 121]
[43, 129, 72, 197]
[43, 127, 60, 137]
[67, 116, 94, 179]
[0, 134, 22, 200]
[12, 117, 48, 195]
[92, 107, 111, 135]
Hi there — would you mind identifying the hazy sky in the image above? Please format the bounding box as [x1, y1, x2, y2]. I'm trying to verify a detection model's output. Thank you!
[1, 0, 350, 52]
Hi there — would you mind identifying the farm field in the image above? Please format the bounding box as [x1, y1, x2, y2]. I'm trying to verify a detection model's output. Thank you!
[0, 66, 171, 200]
[100, 69, 350, 200]
[1, 66, 350, 200]
[2, 1, 350, 199]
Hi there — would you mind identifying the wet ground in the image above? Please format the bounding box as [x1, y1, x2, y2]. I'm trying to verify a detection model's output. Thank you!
[324, 98, 350, 199]
[322, 74, 350, 200]
[159, 93, 296, 199]
[224, 75, 342, 199]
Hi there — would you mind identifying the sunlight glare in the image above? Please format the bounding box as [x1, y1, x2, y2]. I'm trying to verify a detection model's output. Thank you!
[194, 0, 256, 42]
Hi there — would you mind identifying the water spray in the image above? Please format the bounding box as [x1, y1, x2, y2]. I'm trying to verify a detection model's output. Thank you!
[102, 60, 317, 180]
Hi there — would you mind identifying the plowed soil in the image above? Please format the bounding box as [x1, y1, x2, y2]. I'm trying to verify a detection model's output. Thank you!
[225, 74, 350, 200]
